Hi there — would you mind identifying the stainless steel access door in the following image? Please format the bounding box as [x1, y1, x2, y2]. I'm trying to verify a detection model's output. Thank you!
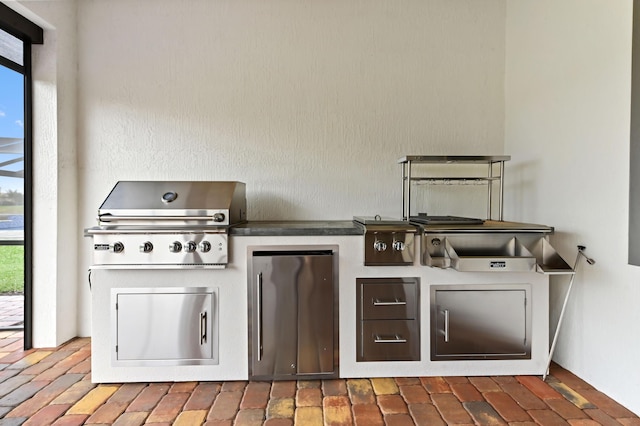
[112, 287, 218, 366]
[250, 249, 335, 380]
[431, 284, 531, 360]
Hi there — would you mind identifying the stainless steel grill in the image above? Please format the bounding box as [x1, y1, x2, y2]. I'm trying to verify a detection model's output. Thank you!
[85, 181, 247, 269]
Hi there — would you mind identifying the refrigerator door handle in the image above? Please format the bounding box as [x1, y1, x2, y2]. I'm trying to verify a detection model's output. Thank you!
[257, 272, 263, 361]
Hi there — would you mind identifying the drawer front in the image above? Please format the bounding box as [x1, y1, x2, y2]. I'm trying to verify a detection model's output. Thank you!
[360, 281, 417, 320]
[359, 319, 420, 361]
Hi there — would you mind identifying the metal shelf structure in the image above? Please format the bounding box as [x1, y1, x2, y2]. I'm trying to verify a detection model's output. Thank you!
[398, 155, 511, 221]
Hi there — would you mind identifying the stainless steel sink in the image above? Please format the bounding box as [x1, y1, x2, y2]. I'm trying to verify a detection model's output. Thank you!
[422, 227, 573, 274]
[444, 236, 536, 272]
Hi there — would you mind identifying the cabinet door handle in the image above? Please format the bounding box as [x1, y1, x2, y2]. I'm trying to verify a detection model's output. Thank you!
[374, 334, 407, 344]
[257, 272, 263, 361]
[373, 298, 407, 306]
[444, 309, 450, 343]
[200, 311, 207, 345]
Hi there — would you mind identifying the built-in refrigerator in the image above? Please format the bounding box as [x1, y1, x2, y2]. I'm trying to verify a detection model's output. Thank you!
[248, 247, 338, 380]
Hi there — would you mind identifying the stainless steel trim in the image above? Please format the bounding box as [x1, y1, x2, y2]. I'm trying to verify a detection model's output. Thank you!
[257, 272, 263, 362]
[374, 334, 407, 344]
[444, 309, 450, 343]
[373, 299, 407, 306]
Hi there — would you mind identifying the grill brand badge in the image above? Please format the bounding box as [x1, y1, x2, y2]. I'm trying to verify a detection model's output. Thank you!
[490, 261, 507, 269]
[94, 244, 110, 251]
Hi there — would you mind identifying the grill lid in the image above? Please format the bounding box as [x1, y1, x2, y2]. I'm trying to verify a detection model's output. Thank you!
[97, 181, 247, 225]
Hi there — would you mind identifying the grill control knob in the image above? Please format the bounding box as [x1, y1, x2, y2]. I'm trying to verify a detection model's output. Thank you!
[184, 241, 197, 253]
[139, 241, 153, 253]
[199, 241, 212, 253]
[392, 240, 405, 251]
[431, 238, 441, 247]
[169, 241, 182, 253]
[373, 240, 387, 252]
[213, 213, 225, 223]
[112, 242, 124, 253]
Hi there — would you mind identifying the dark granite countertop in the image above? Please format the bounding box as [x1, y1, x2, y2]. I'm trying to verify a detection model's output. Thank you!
[230, 221, 363, 236]
[229, 219, 552, 237]
[419, 220, 554, 233]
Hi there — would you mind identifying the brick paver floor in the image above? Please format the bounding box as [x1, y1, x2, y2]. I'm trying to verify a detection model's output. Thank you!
[0, 330, 637, 425]
[0, 296, 23, 329]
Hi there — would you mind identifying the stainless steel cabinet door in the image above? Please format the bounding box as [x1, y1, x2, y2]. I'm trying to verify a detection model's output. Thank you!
[431, 286, 531, 360]
[251, 252, 334, 379]
[113, 287, 217, 365]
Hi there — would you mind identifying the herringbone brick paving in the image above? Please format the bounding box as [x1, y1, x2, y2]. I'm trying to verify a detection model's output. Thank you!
[0, 330, 637, 425]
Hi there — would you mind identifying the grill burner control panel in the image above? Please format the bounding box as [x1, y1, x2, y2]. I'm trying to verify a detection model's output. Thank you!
[364, 230, 415, 266]
[353, 216, 417, 266]
[91, 233, 228, 268]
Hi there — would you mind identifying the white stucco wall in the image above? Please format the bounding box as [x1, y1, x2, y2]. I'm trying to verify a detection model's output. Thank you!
[10, 0, 640, 415]
[73, 0, 506, 336]
[505, 0, 639, 414]
[10, 0, 508, 345]
[7, 0, 79, 347]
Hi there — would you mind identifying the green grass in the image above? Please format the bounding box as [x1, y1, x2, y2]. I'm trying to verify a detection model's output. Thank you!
[0, 246, 24, 294]
[0, 205, 23, 214]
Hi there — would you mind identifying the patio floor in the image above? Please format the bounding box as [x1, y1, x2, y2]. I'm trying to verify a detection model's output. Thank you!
[0, 329, 638, 425]
[0, 295, 23, 329]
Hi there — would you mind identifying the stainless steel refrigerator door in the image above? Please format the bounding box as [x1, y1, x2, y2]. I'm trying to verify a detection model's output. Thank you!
[251, 251, 334, 379]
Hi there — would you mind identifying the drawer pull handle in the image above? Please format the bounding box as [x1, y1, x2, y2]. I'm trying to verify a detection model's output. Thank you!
[374, 334, 407, 344]
[373, 298, 407, 306]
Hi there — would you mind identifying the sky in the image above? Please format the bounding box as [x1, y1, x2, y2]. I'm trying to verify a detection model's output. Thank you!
[0, 65, 24, 193]
[0, 66, 23, 138]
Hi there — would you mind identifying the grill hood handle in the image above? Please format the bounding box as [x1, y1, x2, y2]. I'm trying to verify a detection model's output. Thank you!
[98, 214, 222, 222]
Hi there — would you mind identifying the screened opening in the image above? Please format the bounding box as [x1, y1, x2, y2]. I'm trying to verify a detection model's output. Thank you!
[0, 3, 42, 343]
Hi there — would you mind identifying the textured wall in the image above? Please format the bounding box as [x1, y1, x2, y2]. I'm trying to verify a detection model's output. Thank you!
[19, 0, 507, 341]
[76, 0, 506, 225]
[505, 0, 638, 415]
[11, 0, 79, 347]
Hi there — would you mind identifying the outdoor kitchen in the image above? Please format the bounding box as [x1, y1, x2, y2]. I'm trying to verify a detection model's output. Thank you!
[5, 0, 639, 418]
[84, 156, 574, 383]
